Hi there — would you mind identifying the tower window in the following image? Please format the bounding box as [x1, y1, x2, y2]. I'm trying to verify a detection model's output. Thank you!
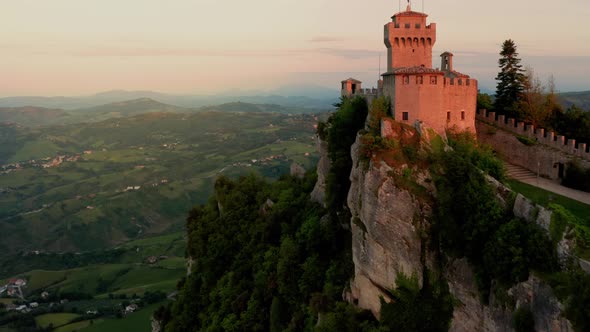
[403, 75, 409, 84]
[430, 76, 437, 84]
[405, 23, 410, 28]
[402, 112, 409, 121]
[461, 111, 465, 120]
[447, 112, 451, 121]
[415, 23, 421, 28]
[416, 76, 423, 84]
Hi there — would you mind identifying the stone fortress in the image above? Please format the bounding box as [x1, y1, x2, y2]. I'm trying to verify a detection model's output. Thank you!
[341, 2, 477, 136]
[340, 1, 590, 181]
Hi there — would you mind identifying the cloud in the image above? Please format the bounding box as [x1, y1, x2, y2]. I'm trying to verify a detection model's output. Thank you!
[314, 48, 382, 59]
[68, 46, 384, 60]
[308, 36, 347, 43]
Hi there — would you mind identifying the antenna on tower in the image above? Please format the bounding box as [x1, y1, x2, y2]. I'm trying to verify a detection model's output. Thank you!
[379, 54, 381, 81]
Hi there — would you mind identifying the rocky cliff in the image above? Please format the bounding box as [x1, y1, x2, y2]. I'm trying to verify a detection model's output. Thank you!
[310, 135, 330, 207]
[313, 121, 575, 331]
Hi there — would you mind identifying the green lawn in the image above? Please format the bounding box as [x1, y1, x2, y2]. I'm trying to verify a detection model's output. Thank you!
[506, 179, 590, 225]
[35, 313, 80, 329]
[80, 301, 167, 332]
[26, 270, 67, 292]
[54, 320, 95, 332]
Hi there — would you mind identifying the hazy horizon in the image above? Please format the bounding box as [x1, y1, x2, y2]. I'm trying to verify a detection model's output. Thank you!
[2, 0, 589, 96]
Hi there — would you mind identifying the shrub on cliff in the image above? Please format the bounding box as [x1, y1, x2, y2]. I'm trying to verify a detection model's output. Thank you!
[325, 96, 368, 218]
[380, 272, 454, 332]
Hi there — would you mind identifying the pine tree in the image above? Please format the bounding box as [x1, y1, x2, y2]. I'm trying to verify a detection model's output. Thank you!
[494, 39, 525, 118]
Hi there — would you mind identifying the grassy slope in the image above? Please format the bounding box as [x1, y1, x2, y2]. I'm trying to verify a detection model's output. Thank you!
[80, 301, 167, 332]
[506, 179, 590, 225]
[35, 313, 80, 329]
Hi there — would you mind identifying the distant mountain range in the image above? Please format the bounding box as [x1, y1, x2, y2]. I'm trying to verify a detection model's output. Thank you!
[0, 86, 340, 110]
[0, 98, 332, 127]
[558, 91, 590, 111]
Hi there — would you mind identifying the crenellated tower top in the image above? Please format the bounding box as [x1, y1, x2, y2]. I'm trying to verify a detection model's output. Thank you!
[384, 5, 436, 71]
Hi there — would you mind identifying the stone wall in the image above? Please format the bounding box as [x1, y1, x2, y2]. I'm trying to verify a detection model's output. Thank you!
[392, 75, 477, 135]
[476, 110, 590, 180]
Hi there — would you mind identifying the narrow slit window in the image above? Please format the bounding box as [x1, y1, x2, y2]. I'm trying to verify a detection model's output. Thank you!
[447, 112, 451, 121]
[461, 111, 465, 120]
[402, 112, 409, 121]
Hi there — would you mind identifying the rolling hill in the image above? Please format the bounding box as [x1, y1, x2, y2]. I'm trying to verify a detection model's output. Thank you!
[0, 106, 72, 126]
[0, 109, 322, 257]
[559, 90, 590, 110]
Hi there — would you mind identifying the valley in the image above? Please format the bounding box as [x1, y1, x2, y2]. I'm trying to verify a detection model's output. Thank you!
[0, 99, 327, 331]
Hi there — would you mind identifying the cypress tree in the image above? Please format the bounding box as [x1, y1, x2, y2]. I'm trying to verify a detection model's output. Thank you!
[494, 39, 525, 118]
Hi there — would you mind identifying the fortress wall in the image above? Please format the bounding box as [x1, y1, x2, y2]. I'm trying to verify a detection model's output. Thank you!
[442, 78, 477, 133]
[477, 110, 590, 160]
[476, 110, 590, 180]
[392, 75, 477, 134]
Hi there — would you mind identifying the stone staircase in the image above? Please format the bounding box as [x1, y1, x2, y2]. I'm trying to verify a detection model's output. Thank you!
[505, 163, 537, 181]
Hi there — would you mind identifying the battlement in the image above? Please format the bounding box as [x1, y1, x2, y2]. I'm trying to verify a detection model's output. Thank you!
[392, 23, 435, 29]
[476, 109, 590, 161]
[357, 88, 379, 96]
[395, 74, 477, 88]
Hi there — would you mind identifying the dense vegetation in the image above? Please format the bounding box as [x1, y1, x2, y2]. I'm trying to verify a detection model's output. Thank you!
[324, 96, 368, 219]
[162, 97, 368, 331]
[163, 173, 362, 331]
[433, 132, 558, 296]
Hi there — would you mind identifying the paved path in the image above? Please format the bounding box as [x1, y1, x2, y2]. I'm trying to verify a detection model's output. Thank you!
[505, 163, 590, 205]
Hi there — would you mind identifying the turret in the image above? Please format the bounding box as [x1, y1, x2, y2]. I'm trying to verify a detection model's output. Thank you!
[440, 52, 454, 72]
[341, 78, 362, 97]
[384, 5, 436, 71]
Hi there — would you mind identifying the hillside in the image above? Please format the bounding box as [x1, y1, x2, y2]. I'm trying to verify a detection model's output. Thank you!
[558, 91, 590, 110]
[67, 98, 192, 123]
[0, 110, 321, 257]
[0, 89, 339, 110]
[198, 101, 313, 114]
[0, 106, 71, 126]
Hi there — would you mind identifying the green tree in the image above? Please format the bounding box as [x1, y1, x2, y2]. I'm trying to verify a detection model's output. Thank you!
[494, 39, 525, 118]
[477, 91, 494, 111]
[517, 67, 562, 128]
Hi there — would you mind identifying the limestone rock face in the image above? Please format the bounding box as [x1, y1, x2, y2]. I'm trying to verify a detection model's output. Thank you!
[341, 127, 574, 331]
[446, 258, 573, 332]
[290, 162, 306, 179]
[310, 135, 330, 206]
[513, 194, 575, 268]
[347, 134, 425, 317]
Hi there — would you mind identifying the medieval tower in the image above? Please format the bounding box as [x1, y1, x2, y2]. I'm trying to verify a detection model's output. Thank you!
[341, 2, 477, 135]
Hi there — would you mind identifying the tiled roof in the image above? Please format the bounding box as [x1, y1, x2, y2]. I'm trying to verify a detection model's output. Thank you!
[341, 78, 362, 83]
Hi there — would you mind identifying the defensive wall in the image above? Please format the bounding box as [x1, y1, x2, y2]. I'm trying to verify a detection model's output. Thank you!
[389, 75, 477, 134]
[476, 109, 590, 180]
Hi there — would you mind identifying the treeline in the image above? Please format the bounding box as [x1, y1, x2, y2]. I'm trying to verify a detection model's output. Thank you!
[0, 250, 125, 279]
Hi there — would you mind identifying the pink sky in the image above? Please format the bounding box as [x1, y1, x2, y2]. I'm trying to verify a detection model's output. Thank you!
[2, 0, 589, 96]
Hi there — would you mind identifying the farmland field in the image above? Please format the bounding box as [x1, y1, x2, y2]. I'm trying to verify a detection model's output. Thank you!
[0, 108, 322, 261]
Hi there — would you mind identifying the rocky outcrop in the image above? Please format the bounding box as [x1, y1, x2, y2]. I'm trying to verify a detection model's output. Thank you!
[151, 316, 162, 332]
[341, 123, 574, 330]
[290, 162, 305, 179]
[346, 133, 431, 317]
[513, 194, 576, 268]
[446, 258, 573, 332]
[310, 135, 330, 207]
